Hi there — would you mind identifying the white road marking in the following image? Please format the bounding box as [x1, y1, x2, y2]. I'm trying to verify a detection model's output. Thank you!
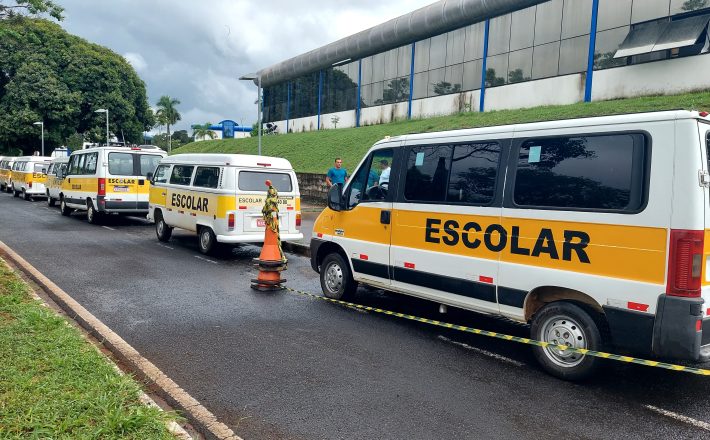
[438, 335, 525, 367]
[644, 405, 710, 432]
[194, 255, 219, 265]
[102, 226, 116, 231]
[158, 244, 175, 250]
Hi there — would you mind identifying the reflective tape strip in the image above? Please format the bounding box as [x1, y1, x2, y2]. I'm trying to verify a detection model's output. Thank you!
[283, 287, 710, 377]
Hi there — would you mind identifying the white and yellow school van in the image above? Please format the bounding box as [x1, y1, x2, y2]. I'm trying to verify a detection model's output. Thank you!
[312, 110, 710, 380]
[45, 156, 70, 207]
[59, 145, 166, 223]
[147, 154, 303, 255]
[0, 156, 15, 192]
[9, 156, 51, 200]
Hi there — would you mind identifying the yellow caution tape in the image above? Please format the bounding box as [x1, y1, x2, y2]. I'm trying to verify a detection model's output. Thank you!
[284, 287, 710, 376]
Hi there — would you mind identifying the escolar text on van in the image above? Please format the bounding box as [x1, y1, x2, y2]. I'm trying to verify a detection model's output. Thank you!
[311, 110, 710, 380]
[147, 153, 303, 255]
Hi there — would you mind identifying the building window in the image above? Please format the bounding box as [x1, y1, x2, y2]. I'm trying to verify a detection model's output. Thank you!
[531, 41, 560, 79]
[558, 35, 590, 75]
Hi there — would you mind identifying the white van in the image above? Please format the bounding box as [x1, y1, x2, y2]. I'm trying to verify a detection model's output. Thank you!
[59, 145, 166, 223]
[9, 156, 51, 200]
[311, 110, 710, 380]
[147, 154, 303, 255]
[45, 156, 70, 207]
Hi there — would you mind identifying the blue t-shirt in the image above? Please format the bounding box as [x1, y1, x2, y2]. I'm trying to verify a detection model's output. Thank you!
[327, 167, 347, 185]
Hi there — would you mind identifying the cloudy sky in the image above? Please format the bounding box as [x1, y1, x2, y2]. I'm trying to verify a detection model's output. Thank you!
[58, 0, 435, 132]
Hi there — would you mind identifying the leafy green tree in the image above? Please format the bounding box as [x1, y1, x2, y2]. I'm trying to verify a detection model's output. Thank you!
[155, 95, 181, 153]
[0, 0, 63, 21]
[0, 18, 154, 154]
[192, 123, 215, 140]
[172, 129, 189, 145]
[682, 0, 708, 11]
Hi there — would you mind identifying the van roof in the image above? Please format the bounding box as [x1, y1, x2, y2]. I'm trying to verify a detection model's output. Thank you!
[15, 156, 52, 162]
[161, 153, 294, 170]
[76, 145, 166, 154]
[50, 156, 70, 163]
[375, 110, 710, 146]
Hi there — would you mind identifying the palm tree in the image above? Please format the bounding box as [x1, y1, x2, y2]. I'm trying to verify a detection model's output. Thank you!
[155, 95, 181, 152]
[192, 122, 215, 141]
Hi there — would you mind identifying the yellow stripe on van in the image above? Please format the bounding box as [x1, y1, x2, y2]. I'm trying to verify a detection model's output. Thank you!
[158, 189, 237, 218]
[391, 210, 667, 284]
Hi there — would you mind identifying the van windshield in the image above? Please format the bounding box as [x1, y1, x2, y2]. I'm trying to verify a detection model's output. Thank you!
[239, 171, 293, 192]
[34, 163, 47, 173]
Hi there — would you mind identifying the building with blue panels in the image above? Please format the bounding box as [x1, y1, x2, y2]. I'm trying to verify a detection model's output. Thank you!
[253, 0, 710, 133]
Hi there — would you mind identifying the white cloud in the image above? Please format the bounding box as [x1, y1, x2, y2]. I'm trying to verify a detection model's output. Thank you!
[123, 52, 147, 72]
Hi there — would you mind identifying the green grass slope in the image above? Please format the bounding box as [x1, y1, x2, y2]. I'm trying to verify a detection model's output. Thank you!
[174, 90, 710, 174]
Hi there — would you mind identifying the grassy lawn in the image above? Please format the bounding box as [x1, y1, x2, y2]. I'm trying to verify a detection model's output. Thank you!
[174, 90, 710, 174]
[0, 259, 178, 439]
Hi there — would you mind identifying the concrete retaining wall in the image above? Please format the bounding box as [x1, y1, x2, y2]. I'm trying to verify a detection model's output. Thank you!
[297, 172, 328, 203]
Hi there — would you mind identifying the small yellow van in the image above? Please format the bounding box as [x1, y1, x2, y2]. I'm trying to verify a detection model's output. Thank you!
[9, 156, 51, 200]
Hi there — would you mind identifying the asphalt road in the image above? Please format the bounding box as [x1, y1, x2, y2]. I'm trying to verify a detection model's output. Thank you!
[1, 192, 710, 440]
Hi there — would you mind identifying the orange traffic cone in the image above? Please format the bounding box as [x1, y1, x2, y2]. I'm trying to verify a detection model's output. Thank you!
[251, 180, 287, 291]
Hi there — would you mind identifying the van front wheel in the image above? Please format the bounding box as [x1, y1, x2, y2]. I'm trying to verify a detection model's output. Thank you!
[198, 227, 216, 255]
[320, 253, 357, 300]
[531, 302, 603, 381]
[155, 212, 172, 242]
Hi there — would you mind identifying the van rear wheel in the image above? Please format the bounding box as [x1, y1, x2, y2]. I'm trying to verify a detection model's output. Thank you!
[530, 302, 603, 381]
[12, 186, 19, 198]
[47, 195, 55, 207]
[155, 212, 172, 242]
[22, 189, 30, 201]
[86, 202, 101, 224]
[320, 253, 357, 300]
[198, 227, 217, 255]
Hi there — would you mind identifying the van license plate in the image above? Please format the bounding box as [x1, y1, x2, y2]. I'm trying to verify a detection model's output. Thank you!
[257, 219, 266, 227]
[113, 186, 129, 192]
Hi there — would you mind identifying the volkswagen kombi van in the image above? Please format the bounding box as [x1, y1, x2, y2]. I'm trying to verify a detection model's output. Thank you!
[148, 154, 303, 255]
[0, 156, 15, 192]
[59, 145, 166, 223]
[311, 110, 710, 380]
[9, 156, 51, 200]
[45, 156, 70, 207]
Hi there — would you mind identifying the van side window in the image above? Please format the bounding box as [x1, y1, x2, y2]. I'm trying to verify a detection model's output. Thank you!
[153, 165, 170, 184]
[347, 148, 395, 208]
[67, 156, 79, 175]
[404, 145, 452, 202]
[448, 142, 501, 204]
[140, 155, 162, 177]
[169, 165, 194, 186]
[193, 167, 220, 189]
[76, 154, 87, 175]
[513, 134, 647, 211]
[47, 164, 54, 175]
[84, 152, 98, 175]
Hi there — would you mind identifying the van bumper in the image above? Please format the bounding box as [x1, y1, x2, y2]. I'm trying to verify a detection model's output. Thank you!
[216, 232, 304, 244]
[604, 295, 708, 361]
[98, 197, 149, 214]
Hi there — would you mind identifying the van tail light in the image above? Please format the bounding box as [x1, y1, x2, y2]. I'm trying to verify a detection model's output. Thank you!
[228, 213, 235, 230]
[98, 178, 106, 196]
[296, 212, 302, 227]
[666, 229, 704, 298]
[28, 181, 32, 188]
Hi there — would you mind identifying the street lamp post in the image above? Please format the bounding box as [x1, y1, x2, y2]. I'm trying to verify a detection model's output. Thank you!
[95, 109, 109, 146]
[238, 73, 262, 155]
[33, 121, 44, 156]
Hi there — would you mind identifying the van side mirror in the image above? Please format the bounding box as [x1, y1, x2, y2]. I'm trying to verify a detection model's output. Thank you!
[146, 172, 154, 183]
[327, 183, 344, 211]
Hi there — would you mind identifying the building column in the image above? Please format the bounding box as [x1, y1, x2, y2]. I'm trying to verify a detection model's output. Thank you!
[479, 19, 490, 112]
[585, 0, 600, 102]
[408, 42, 415, 119]
[357, 59, 362, 127]
[317, 70, 323, 130]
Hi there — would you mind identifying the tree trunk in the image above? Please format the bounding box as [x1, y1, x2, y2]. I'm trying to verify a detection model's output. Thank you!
[167, 123, 171, 153]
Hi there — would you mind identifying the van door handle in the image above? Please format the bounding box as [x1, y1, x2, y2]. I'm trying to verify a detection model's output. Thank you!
[380, 210, 391, 225]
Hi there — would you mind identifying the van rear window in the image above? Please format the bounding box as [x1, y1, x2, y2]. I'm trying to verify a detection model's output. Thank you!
[239, 171, 292, 192]
[513, 133, 647, 211]
[108, 153, 164, 177]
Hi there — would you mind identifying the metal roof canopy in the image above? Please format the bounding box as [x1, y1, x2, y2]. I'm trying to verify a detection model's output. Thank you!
[252, 0, 549, 87]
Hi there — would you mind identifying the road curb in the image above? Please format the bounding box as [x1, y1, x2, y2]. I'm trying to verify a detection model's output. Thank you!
[0, 241, 242, 440]
[283, 241, 310, 257]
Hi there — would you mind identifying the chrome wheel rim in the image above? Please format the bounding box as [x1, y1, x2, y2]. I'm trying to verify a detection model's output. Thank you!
[200, 230, 211, 250]
[324, 261, 344, 294]
[540, 315, 587, 368]
[157, 220, 164, 236]
[87, 206, 94, 221]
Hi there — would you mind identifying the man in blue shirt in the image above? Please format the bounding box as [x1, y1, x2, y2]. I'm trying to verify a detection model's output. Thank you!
[326, 158, 348, 187]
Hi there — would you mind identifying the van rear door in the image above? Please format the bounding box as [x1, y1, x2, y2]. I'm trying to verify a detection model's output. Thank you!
[237, 169, 297, 237]
[699, 121, 710, 349]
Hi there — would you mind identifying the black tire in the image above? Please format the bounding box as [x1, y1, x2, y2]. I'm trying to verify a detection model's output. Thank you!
[198, 226, 217, 255]
[530, 302, 604, 381]
[12, 186, 19, 198]
[155, 211, 173, 242]
[319, 253, 358, 300]
[22, 189, 30, 201]
[86, 201, 101, 224]
[60, 197, 72, 216]
[47, 194, 56, 207]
